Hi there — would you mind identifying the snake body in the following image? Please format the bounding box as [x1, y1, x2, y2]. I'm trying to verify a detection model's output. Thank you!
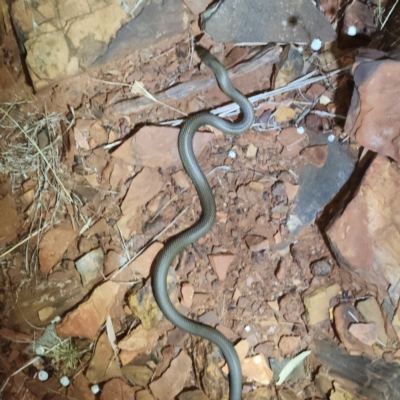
[152, 47, 254, 400]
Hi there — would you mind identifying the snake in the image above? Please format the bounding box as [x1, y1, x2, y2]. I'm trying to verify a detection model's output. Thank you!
[152, 46, 254, 400]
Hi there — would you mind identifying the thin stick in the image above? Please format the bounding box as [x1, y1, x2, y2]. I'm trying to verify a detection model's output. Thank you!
[0, 226, 47, 260]
[160, 65, 351, 126]
[381, 0, 399, 28]
[109, 206, 189, 280]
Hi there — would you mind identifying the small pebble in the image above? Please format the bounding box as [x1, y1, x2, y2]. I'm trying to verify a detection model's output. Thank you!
[311, 38, 322, 51]
[297, 46, 304, 53]
[38, 371, 48, 381]
[296, 126, 305, 135]
[60, 376, 70, 387]
[244, 325, 251, 332]
[35, 346, 45, 355]
[91, 385, 100, 394]
[228, 150, 236, 159]
[310, 259, 331, 276]
[328, 134, 335, 142]
[347, 26, 357, 36]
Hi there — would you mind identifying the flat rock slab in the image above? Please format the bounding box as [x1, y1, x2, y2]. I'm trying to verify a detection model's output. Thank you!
[201, 0, 337, 44]
[345, 59, 400, 162]
[288, 139, 354, 233]
[328, 156, 400, 302]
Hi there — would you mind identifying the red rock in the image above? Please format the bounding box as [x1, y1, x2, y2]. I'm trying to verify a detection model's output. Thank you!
[305, 83, 326, 101]
[110, 158, 132, 190]
[118, 324, 159, 365]
[68, 373, 96, 400]
[328, 156, 400, 296]
[278, 128, 305, 148]
[104, 250, 127, 275]
[113, 242, 163, 281]
[100, 379, 140, 399]
[121, 167, 163, 217]
[0, 327, 31, 342]
[349, 323, 378, 346]
[345, 60, 400, 162]
[149, 351, 192, 400]
[248, 181, 264, 192]
[178, 390, 209, 400]
[86, 332, 123, 383]
[112, 126, 213, 170]
[56, 281, 126, 340]
[172, 170, 191, 189]
[39, 221, 78, 274]
[222, 339, 249, 374]
[83, 218, 110, 237]
[235, 339, 250, 361]
[245, 235, 269, 252]
[167, 327, 189, 346]
[181, 282, 194, 308]
[199, 310, 220, 326]
[284, 182, 299, 202]
[208, 254, 234, 281]
[89, 121, 108, 147]
[254, 341, 279, 359]
[182, 0, 211, 15]
[136, 390, 156, 400]
[241, 354, 273, 385]
[216, 324, 239, 341]
[278, 336, 301, 356]
[301, 145, 328, 167]
[275, 261, 286, 280]
[246, 143, 258, 158]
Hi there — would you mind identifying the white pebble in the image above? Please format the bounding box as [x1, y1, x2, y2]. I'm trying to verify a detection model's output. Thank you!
[347, 26, 357, 36]
[328, 134, 335, 142]
[38, 371, 48, 381]
[296, 126, 305, 135]
[311, 39, 322, 52]
[297, 46, 304, 53]
[91, 385, 100, 394]
[60, 376, 70, 387]
[35, 346, 45, 356]
[228, 150, 236, 159]
[244, 325, 251, 332]
[51, 316, 61, 324]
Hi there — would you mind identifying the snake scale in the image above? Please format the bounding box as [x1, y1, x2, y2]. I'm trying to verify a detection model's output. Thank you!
[152, 47, 254, 400]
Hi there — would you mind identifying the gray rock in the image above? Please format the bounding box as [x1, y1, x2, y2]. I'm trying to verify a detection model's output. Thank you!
[201, 0, 337, 44]
[310, 258, 332, 276]
[94, 0, 188, 65]
[75, 248, 104, 288]
[288, 139, 355, 233]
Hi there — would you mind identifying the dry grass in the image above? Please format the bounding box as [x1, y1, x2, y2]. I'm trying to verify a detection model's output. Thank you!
[0, 102, 80, 274]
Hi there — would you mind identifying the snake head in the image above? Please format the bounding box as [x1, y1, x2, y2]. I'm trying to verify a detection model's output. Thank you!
[196, 45, 210, 61]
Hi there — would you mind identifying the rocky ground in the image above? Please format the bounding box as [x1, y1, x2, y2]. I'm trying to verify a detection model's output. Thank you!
[1, 0, 400, 399]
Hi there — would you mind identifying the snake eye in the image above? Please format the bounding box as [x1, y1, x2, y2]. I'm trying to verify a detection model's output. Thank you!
[288, 15, 299, 26]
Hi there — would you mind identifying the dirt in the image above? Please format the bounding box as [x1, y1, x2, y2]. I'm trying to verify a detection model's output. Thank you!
[1, 1, 399, 399]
